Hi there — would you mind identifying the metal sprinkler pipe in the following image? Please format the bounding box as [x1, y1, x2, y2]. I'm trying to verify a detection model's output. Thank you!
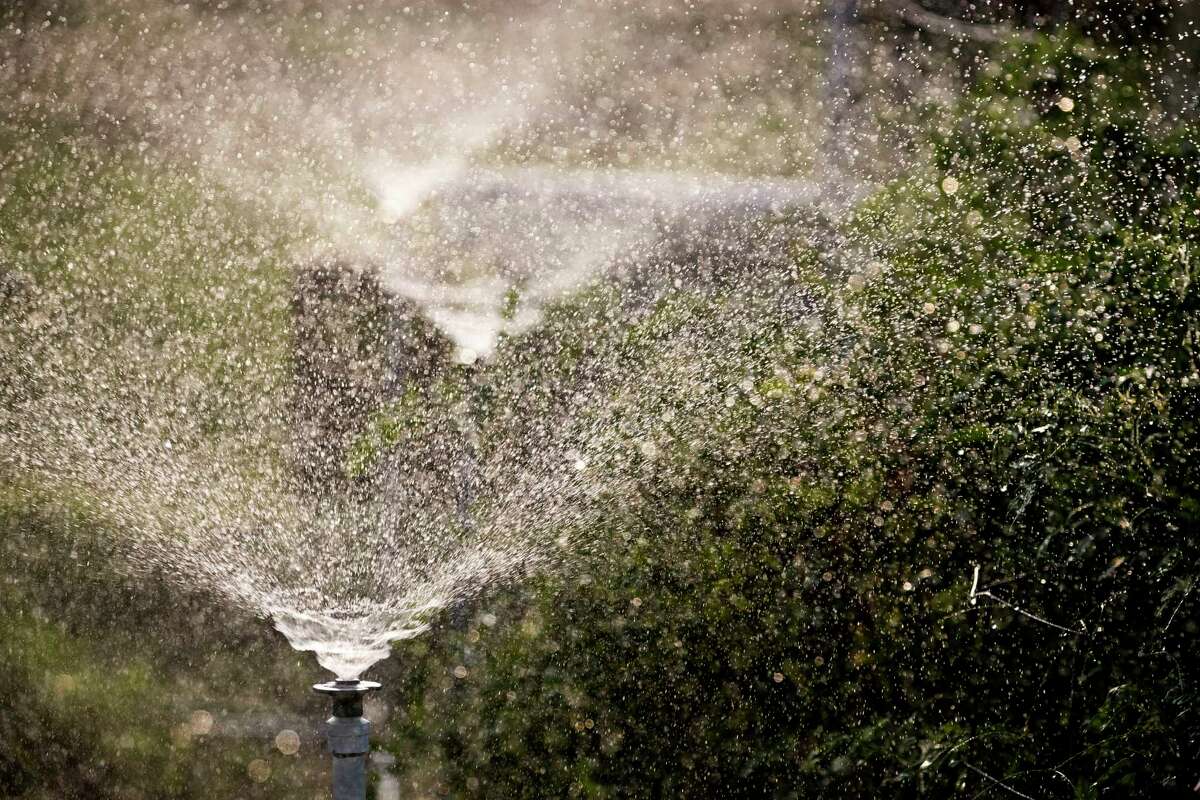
[313, 679, 382, 800]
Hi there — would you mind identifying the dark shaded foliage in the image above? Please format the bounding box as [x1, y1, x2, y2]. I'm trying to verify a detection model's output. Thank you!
[290, 262, 452, 494]
[0, 491, 326, 799]
[380, 35, 1200, 798]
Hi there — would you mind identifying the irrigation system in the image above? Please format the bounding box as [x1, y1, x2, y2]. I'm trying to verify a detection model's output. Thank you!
[313, 679, 382, 800]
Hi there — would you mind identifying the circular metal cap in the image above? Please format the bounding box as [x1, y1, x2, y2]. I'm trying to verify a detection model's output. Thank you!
[313, 679, 382, 696]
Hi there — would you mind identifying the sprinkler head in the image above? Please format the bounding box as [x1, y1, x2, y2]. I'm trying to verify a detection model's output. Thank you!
[313, 679, 381, 718]
[313, 680, 381, 800]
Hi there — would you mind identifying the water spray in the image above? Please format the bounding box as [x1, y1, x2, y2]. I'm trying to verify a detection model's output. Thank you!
[313, 678, 382, 800]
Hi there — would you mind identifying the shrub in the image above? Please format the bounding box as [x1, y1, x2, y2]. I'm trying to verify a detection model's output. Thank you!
[381, 34, 1199, 798]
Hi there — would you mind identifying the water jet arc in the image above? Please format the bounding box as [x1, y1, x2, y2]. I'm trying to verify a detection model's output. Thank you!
[313, 679, 382, 800]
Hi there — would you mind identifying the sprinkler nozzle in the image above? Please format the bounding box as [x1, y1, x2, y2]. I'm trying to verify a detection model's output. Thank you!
[313, 680, 381, 800]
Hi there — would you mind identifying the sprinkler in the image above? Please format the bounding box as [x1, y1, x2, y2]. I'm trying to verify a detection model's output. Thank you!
[313, 679, 382, 800]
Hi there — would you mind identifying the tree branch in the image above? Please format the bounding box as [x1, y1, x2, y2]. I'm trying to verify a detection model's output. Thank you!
[969, 564, 1088, 636]
[870, 0, 1036, 44]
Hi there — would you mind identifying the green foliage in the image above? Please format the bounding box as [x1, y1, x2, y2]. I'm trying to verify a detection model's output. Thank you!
[383, 35, 1200, 797]
[0, 118, 296, 443]
[346, 377, 465, 478]
[0, 485, 326, 799]
[1, 120, 316, 798]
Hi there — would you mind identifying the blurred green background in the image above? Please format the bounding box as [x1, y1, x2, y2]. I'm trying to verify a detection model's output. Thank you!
[2, 2, 1198, 798]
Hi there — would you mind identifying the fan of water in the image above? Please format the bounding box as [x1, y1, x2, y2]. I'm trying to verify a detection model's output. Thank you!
[0, 0, 884, 679]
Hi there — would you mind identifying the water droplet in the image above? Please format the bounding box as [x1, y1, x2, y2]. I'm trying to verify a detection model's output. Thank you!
[275, 729, 301, 755]
[189, 710, 214, 736]
[247, 759, 271, 783]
